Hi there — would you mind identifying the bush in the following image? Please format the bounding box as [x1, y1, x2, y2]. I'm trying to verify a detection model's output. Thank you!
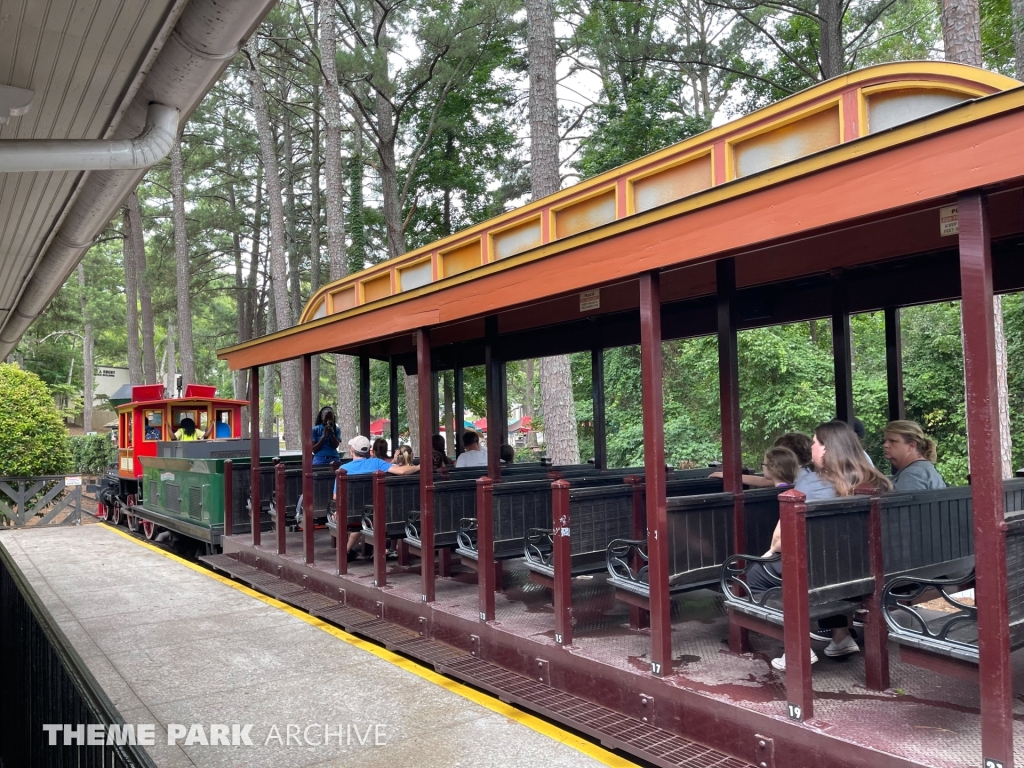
[67, 434, 116, 475]
[0, 363, 71, 477]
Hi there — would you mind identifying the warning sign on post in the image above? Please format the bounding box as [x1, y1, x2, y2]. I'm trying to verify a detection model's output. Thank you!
[580, 289, 600, 312]
[940, 205, 959, 237]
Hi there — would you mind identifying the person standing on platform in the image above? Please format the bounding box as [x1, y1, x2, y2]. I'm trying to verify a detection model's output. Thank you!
[311, 407, 341, 466]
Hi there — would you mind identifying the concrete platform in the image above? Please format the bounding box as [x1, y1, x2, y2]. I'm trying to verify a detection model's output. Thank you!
[0, 525, 624, 768]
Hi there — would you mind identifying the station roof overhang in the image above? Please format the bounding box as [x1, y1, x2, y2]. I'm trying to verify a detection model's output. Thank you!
[0, 0, 278, 360]
[218, 73, 1024, 373]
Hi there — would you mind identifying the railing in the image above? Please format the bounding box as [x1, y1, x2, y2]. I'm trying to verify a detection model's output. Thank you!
[0, 543, 157, 768]
[0, 475, 83, 527]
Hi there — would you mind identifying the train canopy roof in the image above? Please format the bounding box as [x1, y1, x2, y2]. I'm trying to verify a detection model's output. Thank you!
[217, 62, 1024, 371]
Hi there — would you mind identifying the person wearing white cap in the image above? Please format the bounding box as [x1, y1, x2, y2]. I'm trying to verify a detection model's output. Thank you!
[334, 435, 420, 561]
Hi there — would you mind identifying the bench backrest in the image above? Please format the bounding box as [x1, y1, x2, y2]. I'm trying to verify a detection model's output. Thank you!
[567, 484, 635, 557]
[1005, 512, 1024, 649]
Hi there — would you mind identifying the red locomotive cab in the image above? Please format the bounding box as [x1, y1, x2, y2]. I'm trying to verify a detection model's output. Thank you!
[114, 384, 247, 480]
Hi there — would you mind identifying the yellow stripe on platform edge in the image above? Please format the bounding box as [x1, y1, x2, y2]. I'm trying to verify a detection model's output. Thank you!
[100, 524, 636, 767]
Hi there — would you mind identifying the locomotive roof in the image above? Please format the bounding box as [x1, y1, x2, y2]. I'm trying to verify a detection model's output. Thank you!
[114, 396, 248, 414]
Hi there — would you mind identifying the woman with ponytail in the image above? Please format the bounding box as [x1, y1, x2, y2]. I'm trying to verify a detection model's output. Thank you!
[883, 420, 945, 490]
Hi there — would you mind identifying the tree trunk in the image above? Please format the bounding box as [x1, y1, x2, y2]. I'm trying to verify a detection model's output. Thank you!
[942, 0, 983, 66]
[994, 295, 1013, 478]
[817, 0, 844, 80]
[166, 318, 177, 398]
[320, 0, 359, 442]
[527, 0, 579, 464]
[443, 370, 454, 455]
[229, 182, 247, 402]
[122, 208, 143, 385]
[264, 282, 278, 440]
[77, 263, 94, 431]
[281, 75, 302, 326]
[1014, 0, 1024, 80]
[348, 125, 366, 274]
[524, 358, 537, 447]
[247, 38, 301, 450]
[126, 191, 157, 384]
[171, 140, 197, 387]
[372, 0, 404, 260]
[310, 21, 322, 410]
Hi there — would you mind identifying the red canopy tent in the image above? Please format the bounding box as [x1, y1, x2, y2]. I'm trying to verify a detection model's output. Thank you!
[369, 418, 390, 436]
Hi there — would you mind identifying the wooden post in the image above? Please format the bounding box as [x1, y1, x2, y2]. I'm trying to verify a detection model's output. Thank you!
[884, 307, 905, 422]
[476, 476, 495, 621]
[626, 475, 649, 630]
[591, 338, 606, 470]
[275, 461, 286, 556]
[958, 191, 1013, 768]
[779, 488, 813, 722]
[359, 348, 371, 439]
[831, 269, 854, 424]
[718, 258, 748, 654]
[485, 316, 502, 480]
[639, 272, 670, 677]
[372, 470, 387, 588]
[417, 328, 436, 602]
[335, 467, 348, 575]
[223, 460, 233, 538]
[250, 366, 261, 548]
[864, 493, 890, 690]
[301, 354, 314, 564]
[389, 358, 400, 455]
[552, 479, 572, 646]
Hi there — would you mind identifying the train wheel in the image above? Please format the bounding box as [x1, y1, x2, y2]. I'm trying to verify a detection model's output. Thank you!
[126, 514, 139, 533]
[110, 503, 123, 527]
[142, 519, 160, 541]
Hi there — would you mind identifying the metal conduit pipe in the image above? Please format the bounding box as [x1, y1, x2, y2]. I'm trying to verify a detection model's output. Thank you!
[0, 0, 277, 358]
[0, 104, 178, 173]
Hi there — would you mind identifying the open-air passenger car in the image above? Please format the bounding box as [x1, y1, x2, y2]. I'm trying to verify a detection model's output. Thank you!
[209, 63, 1024, 768]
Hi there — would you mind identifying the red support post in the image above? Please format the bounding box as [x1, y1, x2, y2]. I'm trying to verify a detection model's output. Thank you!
[301, 354, 314, 565]
[275, 461, 286, 556]
[718, 258, 749, 654]
[485, 316, 503, 481]
[250, 366, 261, 548]
[864, 493, 890, 691]
[335, 467, 348, 576]
[552, 479, 572, 646]
[626, 476, 649, 630]
[372, 470, 387, 588]
[418, 328, 436, 603]
[223, 460, 233, 538]
[476, 476, 495, 621]
[639, 271, 670, 677]
[959, 191, 1014, 768]
[779, 488, 813, 722]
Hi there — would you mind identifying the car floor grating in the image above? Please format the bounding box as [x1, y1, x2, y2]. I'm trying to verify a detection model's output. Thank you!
[199, 554, 245, 573]
[352, 620, 420, 648]
[262, 581, 306, 598]
[438, 656, 752, 768]
[390, 637, 470, 666]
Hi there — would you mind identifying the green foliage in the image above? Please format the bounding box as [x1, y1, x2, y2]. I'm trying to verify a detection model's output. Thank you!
[0, 364, 72, 477]
[66, 434, 117, 475]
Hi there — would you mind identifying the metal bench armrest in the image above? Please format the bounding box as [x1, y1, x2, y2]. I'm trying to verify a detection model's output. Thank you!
[882, 569, 977, 650]
[606, 538, 648, 585]
[457, 517, 478, 553]
[524, 528, 554, 568]
[720, 552, 782, 611]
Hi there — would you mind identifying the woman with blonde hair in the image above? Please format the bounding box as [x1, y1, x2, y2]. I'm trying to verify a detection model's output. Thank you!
[392, 444, 415, 467]
[883, 420, 945, 491]
[762, 420, 892, 672]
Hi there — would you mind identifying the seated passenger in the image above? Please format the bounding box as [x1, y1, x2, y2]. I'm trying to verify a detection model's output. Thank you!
[710, 432, 811, 487]
[432, 434, 453, 470]
[144, 417, 162, 441]
[500, 444, 515, 465]
[373, 437, 390, 461]
[392, 445, 415, 466]
[336, 435, 418, 561]
[749, 420, 892, 672]
[883, 420, 946, 490]
[204, 413, 232, 439]
[455, 430, 487, 468]
[311, 407, 341, 466]
[172, 417, 200, 441]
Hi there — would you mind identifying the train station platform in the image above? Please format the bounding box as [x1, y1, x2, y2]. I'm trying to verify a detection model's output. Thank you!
[0, 524, 626, 768]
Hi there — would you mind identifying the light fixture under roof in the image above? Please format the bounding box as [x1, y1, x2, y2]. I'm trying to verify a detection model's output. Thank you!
[0, 85, 34, 125]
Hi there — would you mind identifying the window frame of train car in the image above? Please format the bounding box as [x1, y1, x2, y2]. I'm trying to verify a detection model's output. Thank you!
[218, 65, 1024, 768]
